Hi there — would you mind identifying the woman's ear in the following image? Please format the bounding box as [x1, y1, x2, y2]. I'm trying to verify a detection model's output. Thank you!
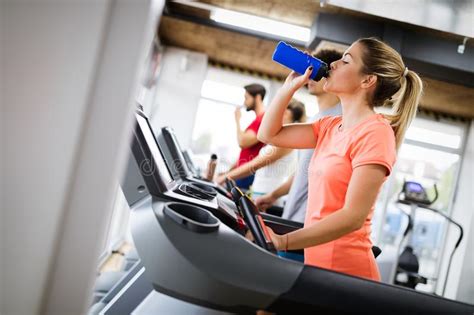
[361, 74, 377, 89]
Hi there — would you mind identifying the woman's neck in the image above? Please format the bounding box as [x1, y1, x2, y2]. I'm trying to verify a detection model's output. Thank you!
[339, 94, 375, 130]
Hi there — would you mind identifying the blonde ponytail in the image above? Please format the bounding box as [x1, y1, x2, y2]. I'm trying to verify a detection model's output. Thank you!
[385, 70, 423, 149]
[357, 38, 424, 150]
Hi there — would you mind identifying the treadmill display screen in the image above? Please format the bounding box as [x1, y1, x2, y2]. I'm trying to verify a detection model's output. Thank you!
[135, 113, 173, 184]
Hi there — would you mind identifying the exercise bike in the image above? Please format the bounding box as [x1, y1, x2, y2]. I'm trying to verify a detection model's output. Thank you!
[394, 181, 463, 295]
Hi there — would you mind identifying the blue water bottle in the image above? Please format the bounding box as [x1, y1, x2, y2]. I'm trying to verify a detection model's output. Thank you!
[272, 41, 328, 81]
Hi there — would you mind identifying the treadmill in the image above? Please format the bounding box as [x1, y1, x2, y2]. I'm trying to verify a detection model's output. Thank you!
[133, 110, 245, 233]
[157, 125, 303, 235]
[157, 126, 233, 197]
[181, 149, 201, 179]
[129, 110, 474, 314]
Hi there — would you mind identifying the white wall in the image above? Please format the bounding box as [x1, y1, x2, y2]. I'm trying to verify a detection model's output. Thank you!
[437, 121, 474, 302]
[0, 2, 4, 312]
[150, 46, 208, 149]
[2, 2, 109, 313]
[1, 0, 161, 314]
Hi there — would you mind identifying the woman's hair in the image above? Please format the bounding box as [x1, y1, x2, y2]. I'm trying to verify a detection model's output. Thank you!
[287, 99, 306, 123]
[357, 37, 423, 150]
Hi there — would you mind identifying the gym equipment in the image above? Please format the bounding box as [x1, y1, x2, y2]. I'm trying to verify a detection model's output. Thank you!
[394, 181, 463, 294]
[272, 41, 328, 81]
[182, 149, 201, 178]
[157, 126, 231, 198]
[205, 153, 218, 181]
[128, 111, 474, 314]
[133, 110, 245, 232]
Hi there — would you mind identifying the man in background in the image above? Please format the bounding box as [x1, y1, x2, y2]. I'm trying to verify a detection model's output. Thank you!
[230, 83, 267, 190]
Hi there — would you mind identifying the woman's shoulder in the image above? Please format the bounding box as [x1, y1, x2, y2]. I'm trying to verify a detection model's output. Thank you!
[352, 114, 396, 151]
[359, 114, 394, 135]
[315, 115, 342, 131]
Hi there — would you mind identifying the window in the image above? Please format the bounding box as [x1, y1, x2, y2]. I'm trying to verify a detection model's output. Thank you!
[372, 114, 468, 293]
[191, 66, 314, 174]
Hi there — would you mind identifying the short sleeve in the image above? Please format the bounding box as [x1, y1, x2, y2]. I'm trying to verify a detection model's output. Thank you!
[311, 116, 338, 144]
[350, 123, 396, 176]
[312, 119, 322, 142]
[246, 115, 263, 134]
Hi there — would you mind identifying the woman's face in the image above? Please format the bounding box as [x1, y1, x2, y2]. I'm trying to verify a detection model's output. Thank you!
[323, 42, 367, 95]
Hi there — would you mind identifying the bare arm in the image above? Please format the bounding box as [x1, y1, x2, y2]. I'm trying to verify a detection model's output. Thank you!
[269, 164, 387, 250]
[258, 68, 316, 149]
[269, 174, 294, 199]
[254, 174, 295, 210]
[236, 128, 260, 149]
[224, 146, 292, 181]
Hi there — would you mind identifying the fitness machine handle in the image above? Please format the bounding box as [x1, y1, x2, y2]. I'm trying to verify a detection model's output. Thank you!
[231, 187, 276, 253]
[431, 184, 439, 204]
[225, 177, 237, 193]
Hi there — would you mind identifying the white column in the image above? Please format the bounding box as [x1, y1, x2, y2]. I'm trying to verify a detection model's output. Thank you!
[0, 0, 163, 314]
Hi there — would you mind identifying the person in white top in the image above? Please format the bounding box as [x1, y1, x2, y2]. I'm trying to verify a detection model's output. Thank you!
[250, 144, 297, 206]
[216, 99, 306, 206]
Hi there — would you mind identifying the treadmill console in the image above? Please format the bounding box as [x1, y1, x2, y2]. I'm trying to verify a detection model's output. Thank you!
[175, 182, 217, 201]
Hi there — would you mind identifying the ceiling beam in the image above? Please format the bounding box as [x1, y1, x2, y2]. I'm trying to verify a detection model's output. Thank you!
[309, 13, 474, 87]
[159, 16, 474, 119]
[166, 2, 306, 46]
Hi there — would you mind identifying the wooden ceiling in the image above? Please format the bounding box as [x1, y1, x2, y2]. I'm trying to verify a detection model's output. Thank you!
[159, 1, 474, 119]
[199, 0, 334, 27]
[199, 0, 472, 43]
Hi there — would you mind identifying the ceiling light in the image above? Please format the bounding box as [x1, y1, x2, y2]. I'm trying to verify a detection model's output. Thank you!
[210, 9, 310, 43]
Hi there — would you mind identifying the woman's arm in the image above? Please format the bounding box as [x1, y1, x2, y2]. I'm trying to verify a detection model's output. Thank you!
[269, 164, 387, 250]
[258, 68, 316, 149]
[217, 147, 292, 184]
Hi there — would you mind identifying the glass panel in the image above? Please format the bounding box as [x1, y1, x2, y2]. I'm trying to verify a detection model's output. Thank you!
[201, 80, 245, 105]
[376, 143, 461, 292]
[405, 117, 464, 149]
[395, 144, 460, 213]
[191, 98, 255, 172]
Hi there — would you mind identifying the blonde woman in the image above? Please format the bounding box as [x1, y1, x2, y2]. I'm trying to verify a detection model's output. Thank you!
[258, 38, 422, 281]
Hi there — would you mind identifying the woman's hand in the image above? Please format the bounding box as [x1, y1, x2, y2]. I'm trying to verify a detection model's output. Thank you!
[266, 227, 286, 251]
[282, 66, 313, 93]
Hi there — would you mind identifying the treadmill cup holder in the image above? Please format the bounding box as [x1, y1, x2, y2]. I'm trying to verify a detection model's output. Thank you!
[164, 202, 220, 233]
[188, 182, 218, 198]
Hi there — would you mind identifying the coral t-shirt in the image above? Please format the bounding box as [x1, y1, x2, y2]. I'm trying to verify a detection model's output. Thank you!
[304, 114, 396, 281]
